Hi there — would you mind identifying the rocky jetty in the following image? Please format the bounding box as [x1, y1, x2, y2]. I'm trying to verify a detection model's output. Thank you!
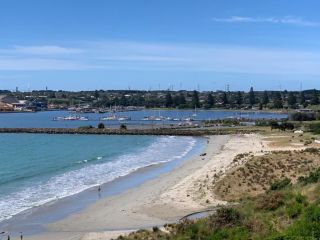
[0, 127, 261, 136]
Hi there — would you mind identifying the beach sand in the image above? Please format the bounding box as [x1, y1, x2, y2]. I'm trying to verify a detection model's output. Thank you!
[25, 133, 292, 240]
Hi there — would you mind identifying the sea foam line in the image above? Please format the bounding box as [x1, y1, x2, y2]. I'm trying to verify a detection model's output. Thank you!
[0, 136, 198, 222]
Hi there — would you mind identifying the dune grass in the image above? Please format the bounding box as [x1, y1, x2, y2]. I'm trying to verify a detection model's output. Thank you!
[115, 160, 320, 240]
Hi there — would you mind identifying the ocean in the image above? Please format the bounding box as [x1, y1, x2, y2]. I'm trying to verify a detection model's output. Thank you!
[0, 133, 203, 223]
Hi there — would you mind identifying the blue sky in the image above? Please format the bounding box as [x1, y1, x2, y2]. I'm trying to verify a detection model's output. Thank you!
[0, 0, 320, 91]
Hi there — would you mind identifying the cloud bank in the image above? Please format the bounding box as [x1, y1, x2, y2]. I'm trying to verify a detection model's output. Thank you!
[0, 41, 320, 76]
[213, 16, 320, 27]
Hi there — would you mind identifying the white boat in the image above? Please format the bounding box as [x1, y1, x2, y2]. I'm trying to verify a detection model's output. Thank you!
[118, 116, 131, 121]
[142, 115, 164, 121]
[192, 106, 197, 117]
[53, 116, 64, 121]
[79, 116, 89, 121]
[183, 117, 193, 121]
[63, 115, 79, 121]
[100, 115, 117, 121]
[142, 116, 157, 121]
[53, 115, 89, 121]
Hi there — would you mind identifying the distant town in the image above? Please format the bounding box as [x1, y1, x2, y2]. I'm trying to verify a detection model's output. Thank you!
[0, 88, 319, 113]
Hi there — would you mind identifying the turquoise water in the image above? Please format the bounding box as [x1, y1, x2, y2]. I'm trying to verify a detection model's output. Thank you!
[0, 134, 200, 222]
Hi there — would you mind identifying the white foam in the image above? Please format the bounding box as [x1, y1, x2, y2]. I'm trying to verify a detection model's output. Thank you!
[0, 136, 199, 222]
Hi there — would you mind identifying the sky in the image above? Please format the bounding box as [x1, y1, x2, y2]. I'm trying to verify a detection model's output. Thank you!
[0, 0, 320, 91]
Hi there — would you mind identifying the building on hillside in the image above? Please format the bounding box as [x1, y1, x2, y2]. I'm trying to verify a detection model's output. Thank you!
[0, 102, 14, 112]
[0, 95, 18, 112]
[12, 100, 28, 111]
[0, 95, 31, 112]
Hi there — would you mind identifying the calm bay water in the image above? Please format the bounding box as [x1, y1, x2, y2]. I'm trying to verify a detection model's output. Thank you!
[0, 134, 202, 222]
[0, 110, 287, 128]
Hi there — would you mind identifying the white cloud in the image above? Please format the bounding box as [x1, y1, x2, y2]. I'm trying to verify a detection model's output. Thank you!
[0, 45, 82, 55]
[0, 57, 88, 70]
[213, 16, 320, 27]
[0, 41, 320, 76]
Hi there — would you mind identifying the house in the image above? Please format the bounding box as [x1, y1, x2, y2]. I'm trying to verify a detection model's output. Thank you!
[12, 100, 28, 111]
[0, 95, 19, 112]
[0, 102, 14, 112]
[0, 95, 30, 112]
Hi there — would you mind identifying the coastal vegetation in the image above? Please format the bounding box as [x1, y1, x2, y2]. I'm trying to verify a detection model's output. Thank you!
[115, 148, 320, 240]
[4, 88, 320, 111]
[213, 148, 320, 200]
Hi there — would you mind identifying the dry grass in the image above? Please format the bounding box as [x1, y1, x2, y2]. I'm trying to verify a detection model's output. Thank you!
[213, 149, 320, 201]
[263, 131, 318, 148]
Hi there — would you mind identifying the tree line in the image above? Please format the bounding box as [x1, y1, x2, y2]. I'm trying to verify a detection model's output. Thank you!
[9, 88, 320, 109]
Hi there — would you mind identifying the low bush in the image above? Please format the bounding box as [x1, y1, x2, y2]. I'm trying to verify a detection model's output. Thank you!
[152, 226, 159, 232]
[78, 125, 93, 129]
[208, 207, 242, 229]
[298, 168, 320, 185]
[286, 202, 303, 219]
[290, 112, 316, 121]
[255, 192, 285, 211]
[309, 122, 320, 134]
[270, 178, 291, 191]
[284, 204, 320, 239]
[304, 148, 320, 154]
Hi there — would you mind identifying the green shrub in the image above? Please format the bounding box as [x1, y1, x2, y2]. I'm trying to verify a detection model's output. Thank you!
[304, 148, 320, 154]
[152, 226, 159, 232]
[120, 124, 127, 130]
[286, 202, 303, 218]
[305, 204, 320, 223]
[208, 207, 242, 229]
[298, 168, 320, 185]
[270, 178, 291, 191]
[284, 204, 320, 238]
[295, 193, 307, 205]
[255, 192, 285, 211]
[208, 227, 249, 240]
[309, 122, 320, 134]
[78, 125, 93, 129]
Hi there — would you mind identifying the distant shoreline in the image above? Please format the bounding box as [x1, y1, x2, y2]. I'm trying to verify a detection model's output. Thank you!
[0, 108, 289, 114]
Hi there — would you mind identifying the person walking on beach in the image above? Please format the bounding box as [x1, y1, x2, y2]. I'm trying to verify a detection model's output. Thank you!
[98, 185, 102, 198]
[20, 232, 23, 240]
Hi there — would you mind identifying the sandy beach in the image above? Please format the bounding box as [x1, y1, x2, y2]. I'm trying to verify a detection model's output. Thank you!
[24, 133, 299, 240]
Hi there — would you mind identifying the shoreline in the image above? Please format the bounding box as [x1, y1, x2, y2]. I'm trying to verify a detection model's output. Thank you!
[0, 108, 288, 114]
[5, 133, 299, 240]
[23, 134, 264, 240]
[19, 135, 230, 240]
[0, 135, 207, 237]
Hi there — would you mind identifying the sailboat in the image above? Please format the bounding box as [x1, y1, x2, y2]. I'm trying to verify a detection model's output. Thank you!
[192, 106, 197, 117]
